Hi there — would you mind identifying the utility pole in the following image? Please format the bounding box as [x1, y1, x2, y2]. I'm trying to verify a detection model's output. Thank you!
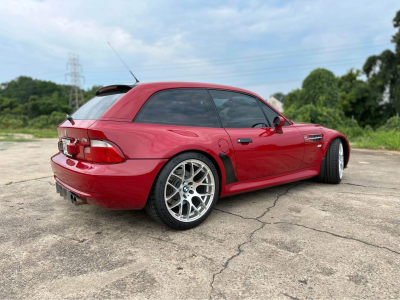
[65, 53, 85, 110]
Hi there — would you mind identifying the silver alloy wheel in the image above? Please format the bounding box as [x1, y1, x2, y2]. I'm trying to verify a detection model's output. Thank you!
[164, 159, 215, 222]
[339, 142, 344, 179]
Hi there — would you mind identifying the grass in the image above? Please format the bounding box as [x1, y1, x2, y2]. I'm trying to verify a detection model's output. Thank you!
[0, 128, 58, 139]
[0, 132, 36, 142]
[0, 128, 58, 142]
[351, 131, 400, 151]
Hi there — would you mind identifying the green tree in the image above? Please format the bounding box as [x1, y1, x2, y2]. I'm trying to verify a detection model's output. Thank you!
[0, 96, 19, 113]
[363, 10, 400, 114]
[0, 76, 70, 104]
[337, 69, 393, 128]
[0, 76, 98, 129]
[284, 68, 347, 129]
[284, 103, 346, 128]
[283, 89, 302, 111]
[302, 68, 339, 108]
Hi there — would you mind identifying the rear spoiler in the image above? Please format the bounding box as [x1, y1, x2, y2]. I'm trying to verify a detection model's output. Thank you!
[95, 84, 137, 96]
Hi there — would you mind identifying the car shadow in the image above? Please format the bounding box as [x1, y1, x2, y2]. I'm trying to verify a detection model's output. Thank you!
[77, 179, 316, 233]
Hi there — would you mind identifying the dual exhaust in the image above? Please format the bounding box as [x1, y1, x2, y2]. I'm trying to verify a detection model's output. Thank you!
[56, 182, 86, 206]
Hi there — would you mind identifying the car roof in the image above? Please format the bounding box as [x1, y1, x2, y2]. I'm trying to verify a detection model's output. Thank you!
[99, 81, 271, 122]
[136, 81, 263, 98]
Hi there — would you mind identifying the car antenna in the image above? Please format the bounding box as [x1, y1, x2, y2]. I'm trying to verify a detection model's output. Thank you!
[107, 41, 139, 84]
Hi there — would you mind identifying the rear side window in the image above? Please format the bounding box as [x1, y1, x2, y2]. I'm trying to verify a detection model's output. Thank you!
[209, 90, 267, 128]
[72, 93, 125, 120]
[258, 101, 290, 126]
[135, 89, 220, 127]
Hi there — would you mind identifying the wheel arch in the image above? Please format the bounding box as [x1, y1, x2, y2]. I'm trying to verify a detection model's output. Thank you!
[324, 135, 350, 168]
[156, 149, 225, 197]
[337, 137, 350, 167]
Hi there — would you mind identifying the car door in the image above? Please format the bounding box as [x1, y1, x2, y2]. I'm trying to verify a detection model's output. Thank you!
[209, 89, 304, 181]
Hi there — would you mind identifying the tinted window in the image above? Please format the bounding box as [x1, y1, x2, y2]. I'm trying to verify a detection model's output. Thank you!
[209, 90, 267, 128]
[135, 89, 220, 127]
[72, 93, 124, 120]
[259, 101, 290, 126]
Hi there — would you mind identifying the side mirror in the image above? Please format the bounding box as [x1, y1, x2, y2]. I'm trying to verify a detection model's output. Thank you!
[273, 116, 285, 128]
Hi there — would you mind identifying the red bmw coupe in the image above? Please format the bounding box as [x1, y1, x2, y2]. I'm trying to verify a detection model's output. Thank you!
[51, 82, 350, 229]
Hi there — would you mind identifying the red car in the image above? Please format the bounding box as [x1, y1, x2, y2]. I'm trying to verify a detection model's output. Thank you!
[51, 82, 350, 229]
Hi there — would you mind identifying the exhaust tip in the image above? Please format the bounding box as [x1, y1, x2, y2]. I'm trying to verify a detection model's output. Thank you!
[72, 194, 86, 206]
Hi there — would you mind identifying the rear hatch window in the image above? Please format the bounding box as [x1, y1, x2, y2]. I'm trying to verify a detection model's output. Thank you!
[72, 93, 125, 120]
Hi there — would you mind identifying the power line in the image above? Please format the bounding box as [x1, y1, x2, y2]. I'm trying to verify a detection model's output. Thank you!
[86, 57, 365, 82]
[9, 42, 388, 89]
[129, 42, 391, 70]
[34, 40, 391, 78]
[81, 42, 391, 73]
[65, 53, 85, 110]
[27, 56, 366, 88]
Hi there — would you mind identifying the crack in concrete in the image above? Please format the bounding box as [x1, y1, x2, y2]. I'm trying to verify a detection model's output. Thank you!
[281, 292, 301, 300]
[53, 233, 87, 243]
[4, 176, 53, 185]
[213, 208, 255, 220]
[256, 182, 303, 219]
[209, 222, 266, 300]
[210, 181, 400, 298]
[214, 182, 303, 222]
[216, 212, 400, 257]
[343, 182, 399, 190]
[337, 192, 399, 197]
[274, 222, 400, 256]
[147, 235, 217, 264]
[209, 182, 302, 299]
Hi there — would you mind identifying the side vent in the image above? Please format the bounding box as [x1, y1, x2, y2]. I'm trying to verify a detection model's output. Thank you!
[304, 134, 322, 142]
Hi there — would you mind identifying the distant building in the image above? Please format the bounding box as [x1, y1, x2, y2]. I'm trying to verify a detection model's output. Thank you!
[267, 96, 284, 112]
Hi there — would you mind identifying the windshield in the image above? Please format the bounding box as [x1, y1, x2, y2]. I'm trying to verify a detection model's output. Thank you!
[72, 93, 125, 120]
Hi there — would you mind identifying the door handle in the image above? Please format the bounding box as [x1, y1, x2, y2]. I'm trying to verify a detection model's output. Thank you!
[237, 138, 252, 143]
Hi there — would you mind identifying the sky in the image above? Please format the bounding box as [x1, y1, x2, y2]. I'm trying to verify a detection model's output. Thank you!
[0, 0, 398, 98]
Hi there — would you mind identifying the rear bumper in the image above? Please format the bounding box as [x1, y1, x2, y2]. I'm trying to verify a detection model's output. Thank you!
[51, 153, 167, 209]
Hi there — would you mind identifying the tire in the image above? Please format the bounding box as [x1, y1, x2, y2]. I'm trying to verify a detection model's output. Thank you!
[145, 152, 220, 230]
[314, 157, 326, 182]
[317, 138, 345, 184]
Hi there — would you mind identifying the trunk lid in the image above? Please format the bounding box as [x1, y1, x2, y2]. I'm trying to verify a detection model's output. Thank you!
[57, 120, 95, 160]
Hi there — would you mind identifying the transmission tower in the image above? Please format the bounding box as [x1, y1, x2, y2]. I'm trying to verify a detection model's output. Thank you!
[65, 53, 85, 110]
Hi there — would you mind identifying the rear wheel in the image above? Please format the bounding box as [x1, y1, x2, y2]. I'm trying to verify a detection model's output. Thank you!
[317, 138, 345, 184]
[145, 152, 219, 230]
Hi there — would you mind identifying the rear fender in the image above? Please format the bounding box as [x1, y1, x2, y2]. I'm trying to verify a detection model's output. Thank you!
[87, 121, 238, 186]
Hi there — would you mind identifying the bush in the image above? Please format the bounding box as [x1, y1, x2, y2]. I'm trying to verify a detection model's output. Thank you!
[364, 125, 374, 133]
[378, 116, 400, 131]
[335, 119, 364, 139]
[283, 89, 302, 111]
[284, 104, 346, 129]
[0, 115, 28, 129]
[28, 111, 65, 129]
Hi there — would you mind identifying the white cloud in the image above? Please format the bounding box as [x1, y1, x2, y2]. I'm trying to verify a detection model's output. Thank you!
[0, 0, 398, 90]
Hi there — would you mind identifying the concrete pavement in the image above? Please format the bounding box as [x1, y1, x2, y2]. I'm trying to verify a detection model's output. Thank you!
[1, 139, 399, 299]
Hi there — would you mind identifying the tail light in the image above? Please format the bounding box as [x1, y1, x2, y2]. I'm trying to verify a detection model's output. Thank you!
[84, 140, 125, 163]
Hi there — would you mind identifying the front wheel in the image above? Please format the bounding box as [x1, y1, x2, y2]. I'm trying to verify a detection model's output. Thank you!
[317, 138, 345, 184]
[145, 152, 219, 230]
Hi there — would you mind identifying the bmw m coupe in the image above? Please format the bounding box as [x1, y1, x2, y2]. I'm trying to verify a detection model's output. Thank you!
[51, 82, 350, 229]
